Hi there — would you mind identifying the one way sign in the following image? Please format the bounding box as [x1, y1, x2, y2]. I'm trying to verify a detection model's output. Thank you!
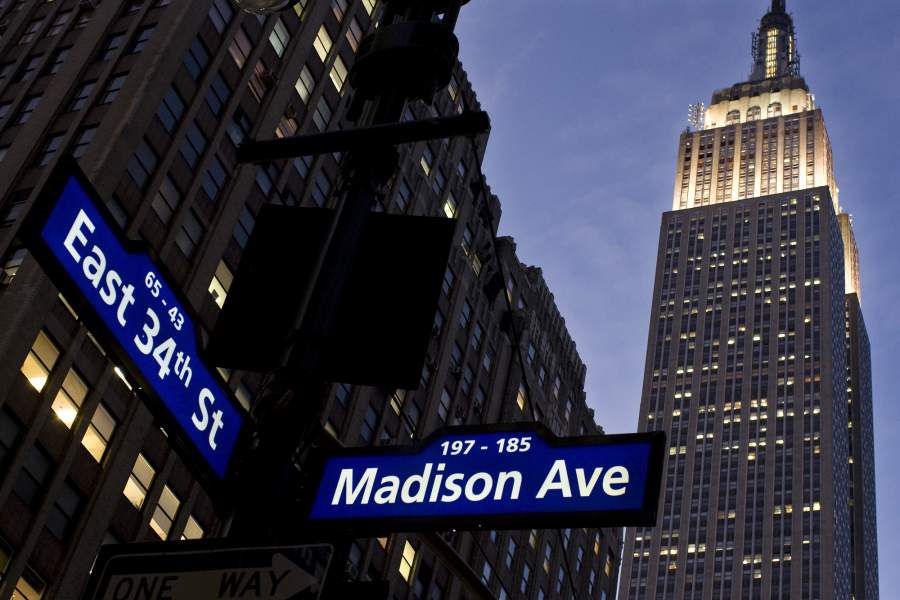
[84, 542, 333, 600]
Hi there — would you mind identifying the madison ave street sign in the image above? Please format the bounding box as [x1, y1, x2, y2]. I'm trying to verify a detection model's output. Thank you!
[306, 424, 665, 532]
[22, 159, 246, 479]
[83, 542, 333, 600]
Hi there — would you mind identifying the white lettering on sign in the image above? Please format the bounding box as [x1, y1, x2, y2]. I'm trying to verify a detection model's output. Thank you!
[61, 209, 224, 452]
[536, 461, 630, 499]
[329, 461, 630, 507]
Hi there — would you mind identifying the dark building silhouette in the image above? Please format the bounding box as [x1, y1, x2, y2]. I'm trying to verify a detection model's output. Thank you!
[0, 0, 619, 598]
[620, 2, 878, 599]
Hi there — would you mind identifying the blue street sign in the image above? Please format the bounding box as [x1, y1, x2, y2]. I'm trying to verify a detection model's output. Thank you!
[307, 425, 665, 530]
[23, 161, 244, 479]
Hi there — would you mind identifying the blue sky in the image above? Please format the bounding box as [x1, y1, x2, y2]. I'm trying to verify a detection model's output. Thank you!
[456, 0, 900, 594]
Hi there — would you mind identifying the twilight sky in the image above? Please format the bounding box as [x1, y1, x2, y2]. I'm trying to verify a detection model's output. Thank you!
[455, 0, 900, 595]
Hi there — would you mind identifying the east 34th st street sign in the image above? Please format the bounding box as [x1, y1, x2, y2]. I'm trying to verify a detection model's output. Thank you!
[22, 159, 245, 479]
[306, 424, 666, 532]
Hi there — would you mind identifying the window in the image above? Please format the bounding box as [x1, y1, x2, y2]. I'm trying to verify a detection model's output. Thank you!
[248, 60, 271, 103]
[521, 563, 531, 594]
[394, 179, 411, 211]
[399, 541, 417, 582]
[175, 210, 204, 257]
[179, 122, 207, 168]
[208, 260, 233, 309]
[157, 86, 185, 132]
[14, 444, 52, 506]
[420, 146, 434, 175]
[1, 409, 21, 468]
[128, 25, 155, 54]
[516, 383, 527, 412]
[150, 485, 180, 539]
[747, 106, 761, 121]
[359, 404, 378, 442]
[268, 18, 290, 57]
[0, 102, 10, 120]
[48, 10, 71, 37]
[442, 267, 454, 296]
[19, 18, 44, 45]
[46, 481, 81, 539]
[543, 542, 552, 572]
[99, 32, 126, 60]
[71, 125, 97, 158]
[229, 26, 253, 68]
[313, 25, 332, 61]
[16, 95, 41, 124]
[123, 453, 155, 509]
[68, 82, 95, 112]
[14, 54, 42, 82]
[127, 139, 158, 190]
[768, 102, 782, 118]
[443, 192, 457, 219]
[330, 55, 348, 92]
[233, 206, 255, 248]
[346, 18, 363, 52]
[205, 72, 231, 116]
[470, 322, 483, 350]
[432, 168, 446, 196]
[46, 47, 71, 75]
[20, 330, 59, 391]
[335, 383, 351, 407]
[181, 515, 204, 540]
[726, 109, 740, 124]
[481, 561, 492, 585]
[183, 37, 209, 80]
[311, 172, 332, 207]
[312, 96, 332, 131]
[51, 369, 89, 429]
[100, 73, 127, 104]
[331, 0, 348, 21]
[227, 108, 252, 147]
[506, 538, 517, 569]
[11, 565, 44, 600]
[151, 176, 182, 224]
[295, 65, 315, 103]
[201, 156, 228, 202]
[38, 133, 65, 167]
[438, 388, 451, 423]
[81, 403, 116, 462]
[362, 0, 376, 16]
[208, 0, 233, 33]
[460, 366, 473, 397]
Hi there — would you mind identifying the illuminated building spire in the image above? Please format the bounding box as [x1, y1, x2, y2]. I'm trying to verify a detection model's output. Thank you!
[750, 0, 798, 81]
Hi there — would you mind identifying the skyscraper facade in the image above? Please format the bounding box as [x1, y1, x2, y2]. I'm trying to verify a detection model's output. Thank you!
[620, 2, 878, 599]
[0, 0, 619, 598]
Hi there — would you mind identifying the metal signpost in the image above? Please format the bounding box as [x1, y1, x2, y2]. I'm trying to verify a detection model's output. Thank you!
[21, 159, 246, 480]
[83, 541, 333, 600]
[305, 424, 666, 533]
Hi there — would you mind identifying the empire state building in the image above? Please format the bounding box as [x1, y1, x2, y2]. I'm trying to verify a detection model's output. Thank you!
[620, 2, 878, 598]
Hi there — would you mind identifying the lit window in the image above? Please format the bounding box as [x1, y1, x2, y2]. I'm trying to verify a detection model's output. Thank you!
[20, 330, 60, 391]
[346, 18, 363, 53]
[442, 192, 457, 219]
[208, 260, 233, 309]
[420, 146, 434, 176]
[516, 383, 527, 412]
[362, 0, 376, 16]
[313, 26, 332, 62]
[295, 65, 315, 103]
[398, 541, 417, 582]
[181, 515, 204, 540]
[51, 369, 89, 428]
[150, 485, 181, 539]
[765, 28, 778, 78]
[268, 18, 290, 57]
[123, 453, 155, 509]
[81, 403, 116, 462]
[329, 55, 348, 92]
